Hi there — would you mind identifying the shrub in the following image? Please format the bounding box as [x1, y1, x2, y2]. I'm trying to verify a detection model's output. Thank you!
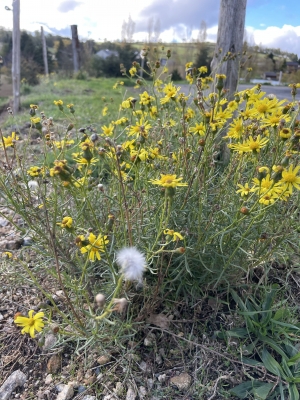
[0, 52, 299, 347]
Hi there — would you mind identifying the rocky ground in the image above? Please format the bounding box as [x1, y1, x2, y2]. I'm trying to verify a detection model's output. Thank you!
[0, 210, 243, 400]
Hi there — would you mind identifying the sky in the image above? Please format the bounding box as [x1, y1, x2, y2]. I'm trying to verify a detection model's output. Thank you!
[0, 0, 300, 57]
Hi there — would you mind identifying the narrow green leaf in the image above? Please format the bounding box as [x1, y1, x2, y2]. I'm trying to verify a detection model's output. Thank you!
[253, 382, 274, 399]
[229, 381, 253, 398]
[288, 352, 300, 366]
[288, 384, 300, 400]
[261, 348, 285, 377]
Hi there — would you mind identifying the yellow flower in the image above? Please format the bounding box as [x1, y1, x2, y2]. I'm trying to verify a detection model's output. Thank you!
[73, 156, 98, 165]
[101, 124, 114, 136]
[280, 165, 300, 193]
[27, 166, 45, 177]
[54, 140, 74, 149]
[57, 216, 73, 229]
[80, 233, 109, 262]
[30, 117, 41, 125]
[54, 100, 63, 106]
[114, 117, 129, 125]
[102, 106, 108, 116]
[129, 118, 151, 137]
[223, 119, 244, 139]
[160, 82, 180, 104]
[228, 135, 269, 153]
[129, 66, 137, 77]
[30, 104, 38, 109]
[14, 310, 45, 338]
[236, 183, 251, 197]
[0, 131, 19, 148]
[189, 122, 205, 136]
[164, 229, 184, 241]
[139, 91, 154, 105]
[2, 251, 12, 258]
[198, 66, 208, 74]
[185, 62, 193, 69]
[150, 174, 188, 188]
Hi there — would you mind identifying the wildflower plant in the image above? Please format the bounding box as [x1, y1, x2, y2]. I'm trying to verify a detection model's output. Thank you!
[0, 47, 299, 348]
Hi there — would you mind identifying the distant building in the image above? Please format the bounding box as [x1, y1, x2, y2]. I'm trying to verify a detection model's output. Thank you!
[286, 62, 300, 73]
[264, 71, 278, 80]
[95, 49, 119, 59]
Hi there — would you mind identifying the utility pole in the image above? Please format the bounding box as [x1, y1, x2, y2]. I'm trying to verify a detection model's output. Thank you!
[211, 0, 247, 99]
[71, 25, 80, 72]
[12, 0, 20, 114]
[41, 26, 49, 76]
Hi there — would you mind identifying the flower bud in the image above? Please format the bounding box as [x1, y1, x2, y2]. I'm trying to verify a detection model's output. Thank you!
[95, 293, 106, 308]
[240, 207, 249, 215]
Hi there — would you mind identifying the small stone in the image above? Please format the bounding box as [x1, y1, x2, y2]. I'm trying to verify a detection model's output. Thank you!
[113, 382, 123, 396]
[170, 372, 192, 391]
[45, 374, 53, 385]
[47, 354, 61, 374]
[55, 383, 74, 400]
[83, 370, 96, 385]
[139, 386, 147, 398]
[0, 370, 27, 400]
[77, 385, 87, 394]
[158, 374, 166, 383]
[126, 386, 136, 400]
[82, 396, 96, 400]
[97, 354, 111, 365]
[144, 332, 156, 347]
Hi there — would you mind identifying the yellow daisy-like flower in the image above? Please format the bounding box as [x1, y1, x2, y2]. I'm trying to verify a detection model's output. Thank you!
[80, 233, 109, 262]
[54, 99, 63, 106]
[101, 124, 114, 136]
[57, 216, 73, 229]
[150, 174, 188, 188]
[189, 122, 206, 136]
[228, 135, 269, 154]
[160, 82, 180, 104]
[198, 66, 208, 74]
[164, 229, 184, 241]
[2, 251, 13, 258]
[0, 131, 19, 148]
[280, 165, 300, 193]
[102, 106, 108, 116]
[54, 139, 74, 149]
[129, 118, 151, 138]
[14, 310, 45, 338]
[236, 182, 251, 197]
[27, 166, 44, 177]
[129, 66, 137, 77]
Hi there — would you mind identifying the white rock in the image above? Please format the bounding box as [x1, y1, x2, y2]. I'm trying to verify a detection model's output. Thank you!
[55, 383, 74, 400]
[126, 386, 136, 400]
[45, 374, 53, 385]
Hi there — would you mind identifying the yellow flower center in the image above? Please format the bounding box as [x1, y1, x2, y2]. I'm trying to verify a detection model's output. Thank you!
[283, 173, 296, 183]
[256, 104, 268, 113]
[249, 142, 260, 150]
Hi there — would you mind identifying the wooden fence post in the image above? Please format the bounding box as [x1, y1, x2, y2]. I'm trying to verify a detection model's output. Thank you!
[41, 26, 49, 76]
[71, 25, 80, 72]
[12, 0, 20, 114]
[211, 0, 247, 99]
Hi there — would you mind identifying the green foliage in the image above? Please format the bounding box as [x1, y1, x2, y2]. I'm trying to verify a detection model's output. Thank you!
[89, 42, 138, 78]
[0, 51, 299, 398]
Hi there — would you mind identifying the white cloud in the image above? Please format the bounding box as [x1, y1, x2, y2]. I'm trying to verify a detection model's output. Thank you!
[247, 25, 300, 56]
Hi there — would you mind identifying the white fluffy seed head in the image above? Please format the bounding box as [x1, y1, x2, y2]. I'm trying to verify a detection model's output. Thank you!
[116, 247, 146, 282]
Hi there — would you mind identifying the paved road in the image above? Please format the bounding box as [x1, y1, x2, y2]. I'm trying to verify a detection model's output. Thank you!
[180, 84, 295, 102]
[238, 84, 294, 101]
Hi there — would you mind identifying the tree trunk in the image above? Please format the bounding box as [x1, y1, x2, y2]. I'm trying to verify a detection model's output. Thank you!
[211, 0, 247, 99]
[12, 0, 20, 114]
